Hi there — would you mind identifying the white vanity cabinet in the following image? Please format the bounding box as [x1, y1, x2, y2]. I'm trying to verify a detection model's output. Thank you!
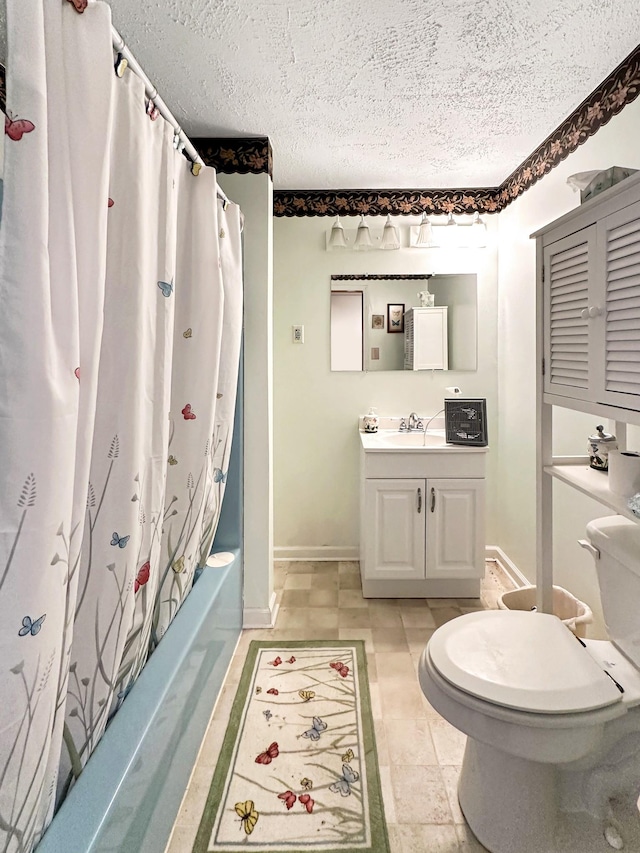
[404, 307, 449, 371]
[360, 437, 486, 598]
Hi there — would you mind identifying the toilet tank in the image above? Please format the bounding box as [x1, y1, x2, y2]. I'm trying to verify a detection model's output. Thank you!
[587, 515, 640, 665]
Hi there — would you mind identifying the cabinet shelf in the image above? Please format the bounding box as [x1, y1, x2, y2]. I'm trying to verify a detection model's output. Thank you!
[544, 461, 638, 521]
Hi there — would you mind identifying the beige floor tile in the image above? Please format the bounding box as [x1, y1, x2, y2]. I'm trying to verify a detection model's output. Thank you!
[384, 718, 438, 765]
[339, 627, 374, 653]
[283, 560, 319, 574]
[174, 764, 214, 825]
[427, 598, 461, 608]
[440, 765, 465, 824]
[273, 560, 289, 570]
[339, 588, 368, 608]
[339, 573, 363, 590]
[399, 607, 437, 628]
[456, 825, 491, 852]
[196, 717, 229, 769]
[403, 627, 434, 655]
[378, 765, 397, 824]
[306, 608, 340, 631]
[367, 604, 404, 628]
[375, 652, 416, 682]
[396, 598, 429, 608]
[312, 573, 340, 590]
[430, 718, 468, 765]
[365, 653, 378, 682]
[369, 682, 383, 718]
[432, 607, 463, 627]
[275, 607, 312, 628]
[396, 824, 461, 853]
[339, 560, 360, 574]
[390, 764, 453, 824]
[165, 823, 200, 853]
[386, 824, 403, 853]
[379, 680, 429, 720]
[371, 627, 409, 653]
[280, 589, 311, 608]
[373, 717, 390, 766]
[339, 607, 374, 628]
[283, 573, 315, 590]
[308, 587, 340, 607]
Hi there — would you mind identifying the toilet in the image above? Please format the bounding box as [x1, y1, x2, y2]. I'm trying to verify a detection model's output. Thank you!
[418, 515, 640, 853]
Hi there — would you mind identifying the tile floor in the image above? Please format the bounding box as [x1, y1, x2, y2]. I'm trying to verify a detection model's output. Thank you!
[166, 560, 516, 853]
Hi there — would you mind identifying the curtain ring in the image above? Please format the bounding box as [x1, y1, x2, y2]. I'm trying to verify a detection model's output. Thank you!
[114, 53, 128, 78]
[191, 162, 202, 176]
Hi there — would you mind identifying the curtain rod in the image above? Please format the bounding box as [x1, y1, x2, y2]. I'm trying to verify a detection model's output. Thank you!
[111, 25, 230, 204]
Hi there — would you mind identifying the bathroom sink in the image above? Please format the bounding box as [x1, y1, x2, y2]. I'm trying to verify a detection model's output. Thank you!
[381, 431, 446, 447]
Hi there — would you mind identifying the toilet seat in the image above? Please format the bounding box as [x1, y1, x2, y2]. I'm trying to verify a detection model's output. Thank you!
[429, 610, 622, 714]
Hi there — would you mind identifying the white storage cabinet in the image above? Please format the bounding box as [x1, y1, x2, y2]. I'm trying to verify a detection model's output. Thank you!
[404, 307, 449, 370]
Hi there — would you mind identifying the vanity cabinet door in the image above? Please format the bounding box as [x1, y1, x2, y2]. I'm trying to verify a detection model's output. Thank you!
[363, 479, 426, 580]
[425, 479, 484, 580]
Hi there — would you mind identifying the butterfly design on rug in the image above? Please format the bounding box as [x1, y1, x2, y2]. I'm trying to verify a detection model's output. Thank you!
[299, 793, 314, 813]
[277, 790, 296, 810]
[300, 777, 313, 791]
[287, 656, 296, 664]
[255, 742, 279, 765]
[342, 748, 355, 763]
[181, 404, 196, 420]
[157, 278, 173, 297]
[168, 455, 178, 466]
[298, 689, 315, 702]
[5, 114, 35, 142]
[266, 688, 278, 695]
[235, 800, 259, 835]
[302, 716, 327, 741]
[330, 660, 349, 678]
[213, 468, 226, 483]
[111, 532, 130, 548]
[134, 561, 150, 593]
[172, 555, 185, 574]
[329, 763, 360, 797]
[263, 709, 272, 722]
[19, 614, 46, 637]
[269, 656, 282, 667]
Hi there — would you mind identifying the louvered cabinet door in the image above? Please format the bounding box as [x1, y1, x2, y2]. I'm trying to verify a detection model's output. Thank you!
[592, 201, 640, 408]
[543, 227, 596, 401]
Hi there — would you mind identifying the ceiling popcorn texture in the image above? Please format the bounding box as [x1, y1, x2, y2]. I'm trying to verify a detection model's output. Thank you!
[2, 2, 639, 190]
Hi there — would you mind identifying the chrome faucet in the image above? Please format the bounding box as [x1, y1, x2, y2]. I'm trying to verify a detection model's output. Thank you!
[399, 413, 424, 432]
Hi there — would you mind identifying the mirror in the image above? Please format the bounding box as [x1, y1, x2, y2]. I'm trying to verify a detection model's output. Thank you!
[330, 273, 477, 371]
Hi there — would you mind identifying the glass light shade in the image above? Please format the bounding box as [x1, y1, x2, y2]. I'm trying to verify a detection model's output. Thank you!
[471, 212, 487, 247]
[354, 215, 373, 251]
[328, 217, 347, 249]
[381, 215, 400, 250]
[414, 212, 434, 247]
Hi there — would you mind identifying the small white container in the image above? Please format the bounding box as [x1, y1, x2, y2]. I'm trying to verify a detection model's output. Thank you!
[498, 585, 593, 638]
[363, 407, 379, 433]
[608, 449, 640, 498]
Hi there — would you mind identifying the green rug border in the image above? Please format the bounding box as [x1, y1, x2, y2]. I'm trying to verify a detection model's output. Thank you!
[192, 640, 390, 853]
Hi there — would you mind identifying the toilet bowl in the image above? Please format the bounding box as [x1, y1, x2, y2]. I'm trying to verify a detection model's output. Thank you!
[418, 516, 640, 853]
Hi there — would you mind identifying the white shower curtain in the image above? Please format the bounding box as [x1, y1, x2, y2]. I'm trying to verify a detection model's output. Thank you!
[0, 3, 243, 850]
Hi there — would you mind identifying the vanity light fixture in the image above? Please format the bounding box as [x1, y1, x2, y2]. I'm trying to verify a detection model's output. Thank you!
[328, 216, 347, 249]
[414, 212, 434, 248]
[354, 215, 373, 251]
[470, 211, 487, 247]
[380, 215, 400, 250]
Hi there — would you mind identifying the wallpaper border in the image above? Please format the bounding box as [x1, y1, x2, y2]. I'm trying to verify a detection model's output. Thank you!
[273, 42, 640, 217]
[193, 136, 273, 178]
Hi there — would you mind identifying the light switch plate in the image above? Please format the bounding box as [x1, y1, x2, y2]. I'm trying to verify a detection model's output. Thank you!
[292, 325, 304, 344]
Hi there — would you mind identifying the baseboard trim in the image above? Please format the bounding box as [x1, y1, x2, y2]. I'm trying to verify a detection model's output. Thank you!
[243, 591, 279, 629]
[485, 546, 530, 589]
[274, 546, 359, 561]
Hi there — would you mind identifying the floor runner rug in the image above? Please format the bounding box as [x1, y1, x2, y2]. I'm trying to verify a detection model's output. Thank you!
[193, 640, 390, 853]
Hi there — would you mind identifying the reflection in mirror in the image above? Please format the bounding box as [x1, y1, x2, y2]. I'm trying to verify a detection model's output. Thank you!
[330, 274, 477, 372]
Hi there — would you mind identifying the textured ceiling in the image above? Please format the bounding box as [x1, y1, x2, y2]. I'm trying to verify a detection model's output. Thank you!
[10, 2, 640, 189]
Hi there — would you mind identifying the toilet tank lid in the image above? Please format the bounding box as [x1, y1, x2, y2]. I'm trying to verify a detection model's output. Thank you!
[587, 516, 640, 573]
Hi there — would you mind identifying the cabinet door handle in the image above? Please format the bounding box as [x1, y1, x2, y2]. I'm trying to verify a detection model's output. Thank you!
[417, 488, 422, 513]
[588, 305, 602, 318]
[430, 488, 436, 512]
